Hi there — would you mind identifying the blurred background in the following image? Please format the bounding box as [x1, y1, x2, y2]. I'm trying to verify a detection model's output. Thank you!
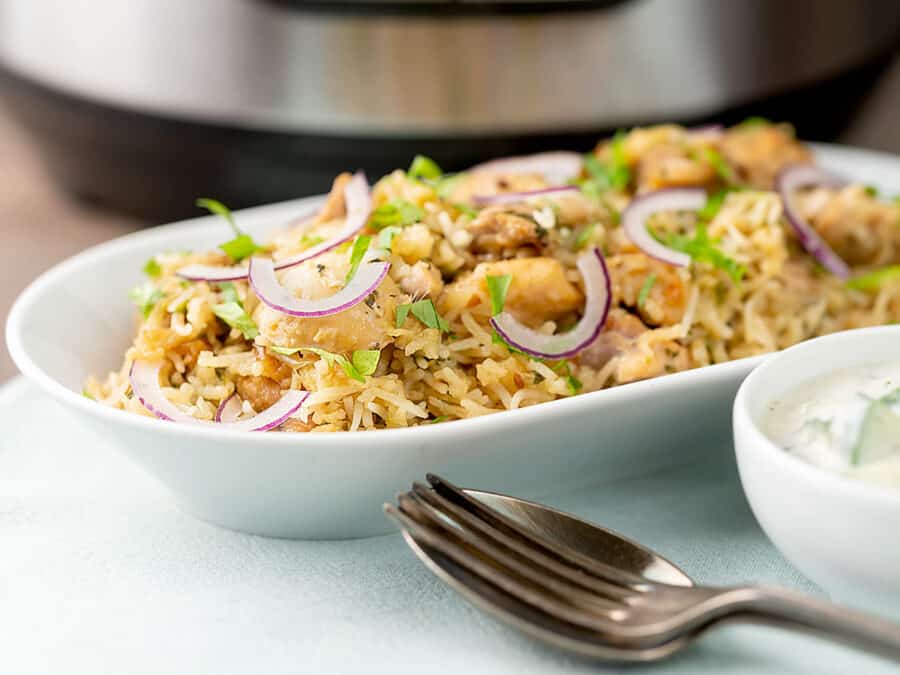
[1, 0, 899, 377]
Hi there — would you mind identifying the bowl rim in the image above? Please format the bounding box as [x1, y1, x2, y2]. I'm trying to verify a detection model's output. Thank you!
[6, 196, 768, 447]
[733, 325, 900, 506]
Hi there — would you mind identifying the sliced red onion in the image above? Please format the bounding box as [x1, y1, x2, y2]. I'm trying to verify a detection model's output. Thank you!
[249, 247, 389, 318]
[130, 360, 308, 432]
[622, 188, 706, 267]
[686, 124, 724, 142]
[776, 164, 850, 279]
[177, 171, 371, 282]
[473, 185, 581, 206]
[490, 248, 611, 360]
[468, 151, 583, 184]
[215, 392, 242, 423]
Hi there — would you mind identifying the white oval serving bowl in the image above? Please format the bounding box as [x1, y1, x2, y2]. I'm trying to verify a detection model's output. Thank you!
[8, 143, 900, 540]
[734, 326, 900, 615]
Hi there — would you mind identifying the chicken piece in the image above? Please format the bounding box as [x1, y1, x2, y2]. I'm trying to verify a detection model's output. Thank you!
[445, 171, 548, 205]
[636, 143, 717, 192]
[720, 124, 812, 189]
[798, 186, 900, 267]
[171, 338, 208, 369]
[254, 250, 404, 353]
[395, 260, 444, 299]
[607, 254, 688, 325]
[236, 375, 282, 412]
[578, 309, 689, 382]
[577, 309, 647, 369]
[312, 172, 353, 225]
[440, 257, 582, 327]
[278, 418, 314, 432]
[465, 206, 544, 254]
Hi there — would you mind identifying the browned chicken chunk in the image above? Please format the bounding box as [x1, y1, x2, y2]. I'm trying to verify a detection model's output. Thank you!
[720, 124, 812, 189]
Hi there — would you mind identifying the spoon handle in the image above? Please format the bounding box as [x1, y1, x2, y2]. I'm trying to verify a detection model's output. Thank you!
[714, 586, 900, 660]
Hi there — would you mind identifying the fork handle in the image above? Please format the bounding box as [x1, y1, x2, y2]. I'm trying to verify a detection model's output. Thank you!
[707, 586, 900, 660]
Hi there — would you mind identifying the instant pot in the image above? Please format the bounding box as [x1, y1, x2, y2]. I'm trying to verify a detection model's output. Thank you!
[0, 0, 898, 221]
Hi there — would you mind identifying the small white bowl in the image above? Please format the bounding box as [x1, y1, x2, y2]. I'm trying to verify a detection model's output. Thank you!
[734, 326, 900, 615]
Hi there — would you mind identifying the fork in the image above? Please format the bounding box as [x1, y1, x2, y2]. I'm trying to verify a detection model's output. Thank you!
[384, 474, 900, 660]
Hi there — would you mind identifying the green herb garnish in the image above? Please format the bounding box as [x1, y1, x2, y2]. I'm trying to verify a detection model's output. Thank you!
[697, 188, 737, 222]
[573, 223, 597, 251]
[408, 155, 443, 181]
[396, 299, 449, 332]
[434, 173, 465, 200]
[143, 257, 161, 278]
[851, 388, 900, 466]
[197, 197, 264, 262]
[218, 281, 240, 305]
[271, 345, 379, 383]
[583, 133, 631, 193]
[369, 199, 425, 230]
[637, 274, 657, 309]
[453, 202, 479, 218]
[846, 265, 900, 292]
[697, 147, 735, 184]
[82, 389, 95, 400]
[212, 302, 258, 340]
[378, 226, 403, 251]
[864, 185, 880, 198]
[427, 415, 448, 424]
[345, 235, 371, 284]
[739, 116, 772, 128]
[486, 274, 512, 316]
[656, 222, 746, 283]
[300, 234, 325, 249]
[128, 282, 164, 318]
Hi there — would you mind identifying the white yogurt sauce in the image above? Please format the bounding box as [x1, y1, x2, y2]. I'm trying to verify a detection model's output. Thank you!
[764, 362, 900, 489]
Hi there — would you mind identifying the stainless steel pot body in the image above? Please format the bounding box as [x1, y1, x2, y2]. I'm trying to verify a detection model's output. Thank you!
[0, 0, 897, 137]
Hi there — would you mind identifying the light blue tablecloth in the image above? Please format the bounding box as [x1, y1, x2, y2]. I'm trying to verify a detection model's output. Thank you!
[0, 378, 895, 674]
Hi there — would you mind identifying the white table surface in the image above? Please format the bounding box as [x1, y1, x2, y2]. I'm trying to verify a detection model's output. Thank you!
[2, 377, 898, 674]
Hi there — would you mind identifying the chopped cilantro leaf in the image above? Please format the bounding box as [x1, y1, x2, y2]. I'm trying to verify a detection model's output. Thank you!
[408, 155, 443, 180]
[582, 130, 631, 193]
[486, 274, 512, 316]
[453, 202, 478, 218]
[217, 281, 240, 305]
[566, 374, 583, 395]
[696, 147, 735, 184]
[345, 235, 371, 284]
[143, 257, 161, 278]
[128, 283, 164, 318]
[427, 415, 448, 424]
[697, 188, 737, 222]
[396, 299, 449, 332]
[657, 222, 746, 283]
[82, 389, 95, 400]
[864, 185, 879, 198]
[369, 200, 425, 230]
[212, 302, 258, 340]
[271, 345, 377, 383]
[197, 197, 263, 262]
[846, 265, 900, 292]
[351, 349, 381, 377]
[637, 274, 657, 309]
[573, 223, 597, 251]
[739, 116, 772, 128]
[219, 234, 263, 262]
[300, 234, 325, 249]
[378, 226, 403, 251]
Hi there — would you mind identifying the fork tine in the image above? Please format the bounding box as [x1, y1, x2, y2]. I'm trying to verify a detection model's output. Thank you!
[385, 501, 635, 637]
[426, 474, 648, 589]
[400, 491, 626, 614]
[410, 482, 633, 604]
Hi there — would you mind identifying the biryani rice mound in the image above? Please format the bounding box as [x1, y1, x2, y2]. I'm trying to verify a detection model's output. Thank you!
[85, 121, 900, 431]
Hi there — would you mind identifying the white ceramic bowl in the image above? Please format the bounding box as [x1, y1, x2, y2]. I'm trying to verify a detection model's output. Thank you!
[7, 196, 757, 539]
[734, 326, 900, 614]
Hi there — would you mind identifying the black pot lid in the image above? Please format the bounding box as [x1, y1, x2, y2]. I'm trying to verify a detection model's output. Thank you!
[264, 0, 631, 16]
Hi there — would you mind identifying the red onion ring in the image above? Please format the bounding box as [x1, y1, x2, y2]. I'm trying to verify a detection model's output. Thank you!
[686, 124, 724, 143]
[468, 151, 583, 184]
[622, 188, 706, 267]
[249, 247, 389, 318]
[472, 185, 581, 206]
[490, 248, 611, 360]
[215, 392, 242, 423]
[130, 361, 308, 432]
[776, 164, 850, 279]
[177, 171, 371, 283]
